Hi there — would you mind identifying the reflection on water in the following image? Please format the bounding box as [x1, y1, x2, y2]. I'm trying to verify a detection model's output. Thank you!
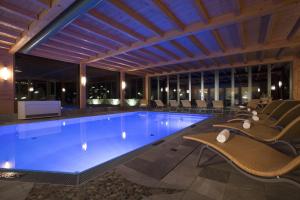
[0, 112, 208, 173]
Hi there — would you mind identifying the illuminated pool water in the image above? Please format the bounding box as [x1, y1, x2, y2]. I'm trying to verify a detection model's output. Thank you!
[0, 111, 208, 173]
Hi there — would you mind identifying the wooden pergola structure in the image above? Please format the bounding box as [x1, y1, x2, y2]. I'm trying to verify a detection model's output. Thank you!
[0, 0, 300, 113]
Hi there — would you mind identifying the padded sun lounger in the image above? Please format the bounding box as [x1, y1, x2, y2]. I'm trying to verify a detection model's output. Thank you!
[181, 100, 192, 112]
[169, 100, 179, 111]
[214, 106, 300, 154]
[154, 100, 165, 110]
[183, 132, 300, 186]
[212, 100, 224, 113]
[195, 100, 208, 113]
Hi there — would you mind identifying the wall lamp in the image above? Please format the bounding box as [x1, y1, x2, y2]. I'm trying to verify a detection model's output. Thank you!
[0, 67, 10, 81]
[121, 81, 126, 90]
[81, 76, 87, 86]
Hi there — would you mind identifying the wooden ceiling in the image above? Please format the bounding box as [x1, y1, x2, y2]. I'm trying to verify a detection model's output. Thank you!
[2, 0, 300, 76]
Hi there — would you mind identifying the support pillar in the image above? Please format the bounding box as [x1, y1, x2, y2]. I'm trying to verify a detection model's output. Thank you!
[293, 57, 300, 100]
[188, 73, 191, 101]
[267, 64, 271, 98]
[120, 71, 125, 107]
[214, 70, 219, 100]
[166, 75, 169, 104]
[144, 75, 149, 102]
[177, 74, 180, 102]
[248, 67, 252, 101]
[79, 63, 86, 109]
[0, 51, 14, 114]
[231, 68, 235, 106]
[201, 72, 204, 100]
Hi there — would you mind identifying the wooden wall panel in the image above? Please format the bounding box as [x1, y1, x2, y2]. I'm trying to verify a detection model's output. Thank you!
[293, 57, 300, 100]
[0, 50, 14, 114]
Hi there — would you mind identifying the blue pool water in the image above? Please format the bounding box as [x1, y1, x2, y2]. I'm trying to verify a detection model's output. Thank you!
[0, 112, 208, 173]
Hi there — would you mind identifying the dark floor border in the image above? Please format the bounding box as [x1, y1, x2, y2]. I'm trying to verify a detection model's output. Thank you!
[0, 111, 215, 185]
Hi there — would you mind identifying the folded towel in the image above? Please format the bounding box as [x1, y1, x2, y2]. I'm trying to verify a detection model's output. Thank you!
[243, 120, 251, 129]
[252, 115, 259, 121]
[216, 129, 230, 143]
[247, 108, 251, 112]
[239, 105, 246, 109]
[252, 110, 257, 116]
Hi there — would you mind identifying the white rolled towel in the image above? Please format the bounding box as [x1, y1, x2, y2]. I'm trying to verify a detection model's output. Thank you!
[243, 120, 251, 129]
[252, 110, 257, 116]
[247, 108, 251, 112]
[252, 115, 259, 121]
[216, 129, 230, 143]
[239, 105, 246, 109]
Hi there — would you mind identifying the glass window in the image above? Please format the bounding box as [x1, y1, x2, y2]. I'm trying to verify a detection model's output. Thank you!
[125, 74, 144, 99]
[158, 76, 167, 104]
[14, 53, 79, 107]
[150, 77, 158, 100]
[191, 72, 202, 102]
[252, 65, 268, 99]
[86, 66, 119, 106]
[219, 69, 231, 107]
[203, 71, 214, 105]
[234, 67, 248, 105]
[271, 64, 290, 100]
[169, 75, 177, 100]
[179, 73, 189, 100]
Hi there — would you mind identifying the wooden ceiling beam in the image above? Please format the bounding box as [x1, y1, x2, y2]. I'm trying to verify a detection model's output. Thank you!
[110, 0, 164, 36]
[129, 38, 300, 72]
[0, 25, 21, 38]
[153, 0, 185, 30]
[33, 48, 83, 61]
[276, 48, 285, 59]
[154, 45, 180, 60]
[211, 30, 226, 52]
[90, 63, 119, 71]
[31, 51, 79, 64]
[194, 0, 209, 23]
[170, 40, 194, 57]
[258, 14, 273, 44]
[238, 23, 246, 48]
[242, 53, 248, 64]
[0, 35, 15, 44]
[84, 0, 298, 63]
[147, 56, 293, 76]
[30, 0, 50, 9]
[287, 16, 300, 40]
[73, 20, 130, 46]
[188, 35, 210, 55]
[50, 37, 101, 54]
[9, 0, 75, 53]
[233, 0, 242, 15]
[87, 10, 146, 41]
[61, 28, 115, 51]
[0, 18, 28, 31]
[109, 56, 140, 67]
[0, 43, 11, 49]
[122, 52, 154, 64]
[38, 45, 89, 59]
[138, 49, 168, 62]
[42, 42, 95, 57]
[103, 58, 135, 69]
[0, 1, 37, 21]
[95, 61, 128, 70]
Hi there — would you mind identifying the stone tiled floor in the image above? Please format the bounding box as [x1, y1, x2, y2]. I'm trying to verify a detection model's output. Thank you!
[0, 113, 300, 200]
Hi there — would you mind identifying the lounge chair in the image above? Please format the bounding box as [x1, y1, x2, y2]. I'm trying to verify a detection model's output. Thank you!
[154, 100, 165, 110]
[233, 100, 284, 120]
[212, 100, 224, 113]
[230, 100, 299, 123]
[181, 100, 192, 112]
[195, 100, 208, 113]
[169, 100, 179, 111]
[183, 132, 300, 187]
[214, 105, 300, 154]
[236, 99, 261, 113]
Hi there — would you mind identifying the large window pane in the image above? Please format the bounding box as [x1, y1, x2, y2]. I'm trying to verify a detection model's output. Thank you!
[271, 64, 290, 100]
[252, 65, 268, 99]
[125, 74, 144, 99]
[234, 67, 248, 105]
[179, 73, 189, 100]
[86, 67, 119, 106]
[219, 69, 231, 107]
[203, 71, 214, 104]
[191, 72, 202, 102]
[159, 76, 167, 104]
[169, 75, 177, 100]
[150, 77, 158, 101]
[15, 53, 79, 107]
